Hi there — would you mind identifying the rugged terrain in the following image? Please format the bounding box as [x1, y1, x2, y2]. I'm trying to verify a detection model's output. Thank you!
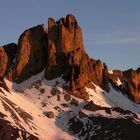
[0, 14, 140, 140]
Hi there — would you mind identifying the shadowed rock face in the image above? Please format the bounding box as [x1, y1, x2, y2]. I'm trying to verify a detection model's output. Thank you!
[68, 112, 140, 140]
[0, 112, 38, 140]
[3, 43, 17, 77]
[3, 43, 17, 68]
[14, 25, 48, 83]
[0, 43, 17, 78]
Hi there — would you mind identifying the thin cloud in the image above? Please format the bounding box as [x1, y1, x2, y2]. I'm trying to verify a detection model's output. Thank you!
[94, 36, 140, 45]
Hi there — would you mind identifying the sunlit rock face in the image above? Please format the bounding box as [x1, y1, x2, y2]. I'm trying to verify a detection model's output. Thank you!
[4, 14, 106, 93]
[14, 25, 48, 83]
[0, 47, 8, 77]
[45, 14, 108, 92]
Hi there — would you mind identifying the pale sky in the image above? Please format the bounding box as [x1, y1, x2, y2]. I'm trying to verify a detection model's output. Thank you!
[0, 0, 140, 70]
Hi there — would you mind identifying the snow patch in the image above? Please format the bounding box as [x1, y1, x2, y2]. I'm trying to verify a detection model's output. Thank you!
[108, 70, 113, 74]
[116, 78, 122, 86]
[86, 83, 140, 113]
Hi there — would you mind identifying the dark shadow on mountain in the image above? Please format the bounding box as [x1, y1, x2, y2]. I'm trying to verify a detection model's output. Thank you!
[0, 112, 38, 140]
[55, 101, 140, 140]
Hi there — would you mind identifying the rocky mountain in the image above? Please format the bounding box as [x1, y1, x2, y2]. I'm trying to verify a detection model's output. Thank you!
[0, 14, 140, 140]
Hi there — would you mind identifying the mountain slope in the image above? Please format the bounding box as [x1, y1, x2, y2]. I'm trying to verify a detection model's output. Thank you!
[0, 70, 139, 139]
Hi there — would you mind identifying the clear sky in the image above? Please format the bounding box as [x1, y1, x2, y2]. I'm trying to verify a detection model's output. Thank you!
[0, 0, 140, 70]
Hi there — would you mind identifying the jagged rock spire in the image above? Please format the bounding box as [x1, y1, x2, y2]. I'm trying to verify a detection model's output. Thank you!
[0, 14, 139, 103]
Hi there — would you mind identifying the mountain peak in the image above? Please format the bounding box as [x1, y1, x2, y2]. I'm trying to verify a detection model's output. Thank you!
[0, 14, 139, 103]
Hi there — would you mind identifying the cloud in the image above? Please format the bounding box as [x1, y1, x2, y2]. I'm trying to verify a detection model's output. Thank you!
[94, 36, 140, 46]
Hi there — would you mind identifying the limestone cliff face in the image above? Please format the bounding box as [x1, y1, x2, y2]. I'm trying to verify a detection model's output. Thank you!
[45, 15, 106, 92]
[4, 14, 106, 93]
[14, 25, 48, 82]
[45, 15, 84, 79]
[1, 15, 116, 94]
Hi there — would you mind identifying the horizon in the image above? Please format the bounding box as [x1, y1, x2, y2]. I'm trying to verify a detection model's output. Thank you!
[0, 0, 140, 70]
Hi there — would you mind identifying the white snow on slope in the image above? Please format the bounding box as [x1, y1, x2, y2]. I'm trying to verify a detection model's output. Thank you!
[116, 78, 122, 86]
[86, 83, 140, 113]
[1, 72, 82, 140]
[108, 69, 113, 74]
[0, 70, 139, 139]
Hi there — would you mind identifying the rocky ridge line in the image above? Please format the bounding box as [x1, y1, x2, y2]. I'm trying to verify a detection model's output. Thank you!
[0, 14, 139, 103]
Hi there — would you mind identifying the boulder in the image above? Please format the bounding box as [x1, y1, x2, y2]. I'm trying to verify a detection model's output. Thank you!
[64, 94, 71, 101]
[44, 111, 55, 119]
